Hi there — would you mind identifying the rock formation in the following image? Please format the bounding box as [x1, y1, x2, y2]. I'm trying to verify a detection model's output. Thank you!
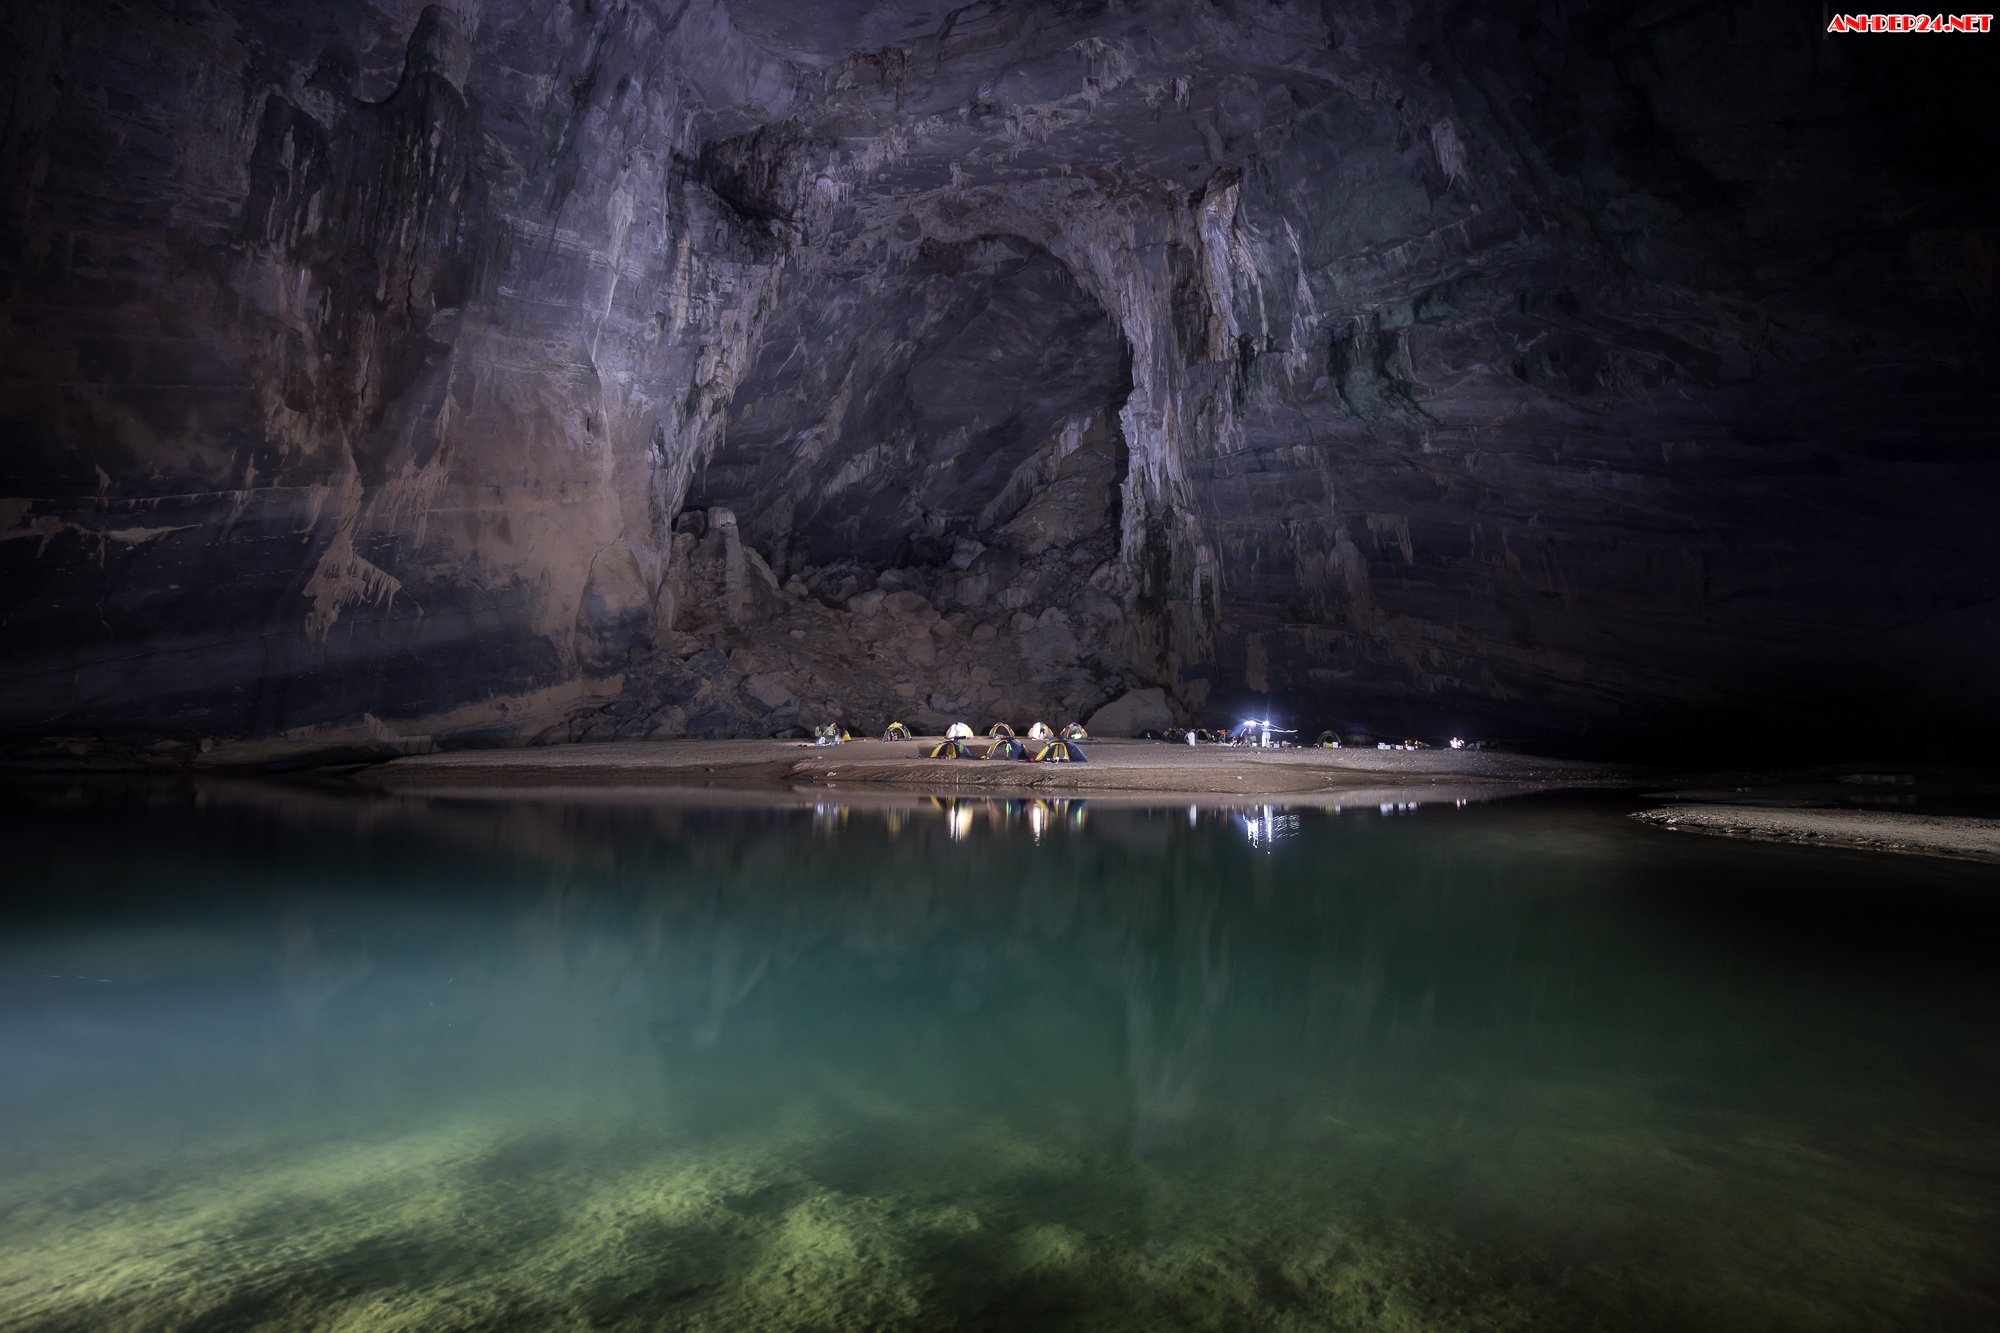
[2, 1, 1994, 755]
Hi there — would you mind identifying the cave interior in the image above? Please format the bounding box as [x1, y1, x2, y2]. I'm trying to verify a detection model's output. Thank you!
[1, 0, 1995, 756]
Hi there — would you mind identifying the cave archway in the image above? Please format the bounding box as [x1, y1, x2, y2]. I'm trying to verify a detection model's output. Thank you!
[687, 235, 1132, 581]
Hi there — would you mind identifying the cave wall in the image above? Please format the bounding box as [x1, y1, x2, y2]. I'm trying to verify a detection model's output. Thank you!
[2, 0, 1995, 753]
[0, 0, 787, 743]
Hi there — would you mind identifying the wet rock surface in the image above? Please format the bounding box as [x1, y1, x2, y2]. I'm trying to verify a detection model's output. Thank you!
[2, 1, 1995, 754]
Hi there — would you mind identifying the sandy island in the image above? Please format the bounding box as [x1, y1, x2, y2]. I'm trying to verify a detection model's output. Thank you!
[356, 740, 2000, 863]
[357, 736, 1632, 799]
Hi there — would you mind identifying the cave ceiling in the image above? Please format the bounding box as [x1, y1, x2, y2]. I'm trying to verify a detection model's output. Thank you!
[0, 0, 1994, 753]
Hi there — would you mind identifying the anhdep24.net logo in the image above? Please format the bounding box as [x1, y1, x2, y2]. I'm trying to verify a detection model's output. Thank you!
[1825, 12, 1993, 30]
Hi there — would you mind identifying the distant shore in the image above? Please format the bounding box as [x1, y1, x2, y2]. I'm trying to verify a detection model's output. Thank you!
[354, 736, 1633, 799]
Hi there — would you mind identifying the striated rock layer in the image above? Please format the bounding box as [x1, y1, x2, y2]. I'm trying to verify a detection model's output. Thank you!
[1, 1, 1995, 756]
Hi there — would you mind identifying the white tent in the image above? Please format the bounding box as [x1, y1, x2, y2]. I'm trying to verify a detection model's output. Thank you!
[945, 721, 974, 740]
[1027, 721, 1054, 740]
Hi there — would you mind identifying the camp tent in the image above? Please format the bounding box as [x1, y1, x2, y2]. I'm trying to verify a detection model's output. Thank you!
[945, 722, 974, 740]
[985, 737, 1029, 760]
[1030, 740, 1088, 763]
[986, 722, 1016, 737]
[882, 722, 912, 741]
[1027, 721, 1054, 740]
[1228, 720, 1295, 747]
[927, 739, 976, 759]
[814, 723, 845, 745]
[1061, 722, 1088, 740]
[1314, 730, 1341, 748]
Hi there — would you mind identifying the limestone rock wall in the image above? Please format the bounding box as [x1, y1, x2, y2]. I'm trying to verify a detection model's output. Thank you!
[0, 0, 779, 743]
[2, 0, 1994, 754]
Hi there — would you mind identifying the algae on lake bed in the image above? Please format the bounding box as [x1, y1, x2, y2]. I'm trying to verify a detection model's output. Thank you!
[1, 784, 1995, 1330]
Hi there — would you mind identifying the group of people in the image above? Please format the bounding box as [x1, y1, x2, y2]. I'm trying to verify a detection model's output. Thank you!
[811, 720, 1090, 762]
[1149, 727, 1488, 752]
[810, 720, 1487, 753]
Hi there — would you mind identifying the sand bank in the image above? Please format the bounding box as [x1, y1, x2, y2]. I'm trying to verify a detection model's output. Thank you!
[1632, 805, 2000, 864]
[357, 737, 1630, 798]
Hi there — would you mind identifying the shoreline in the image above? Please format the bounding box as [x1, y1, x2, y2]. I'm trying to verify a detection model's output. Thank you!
[11, 736, 2000, 861]
[351, 737, 1637, 799]
[1631, 805, 2000, 864]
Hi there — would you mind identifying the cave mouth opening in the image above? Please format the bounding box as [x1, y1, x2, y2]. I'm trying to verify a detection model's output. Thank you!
[685, 234, 1133, 605]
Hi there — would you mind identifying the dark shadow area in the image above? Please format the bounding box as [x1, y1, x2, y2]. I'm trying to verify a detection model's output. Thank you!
[690, 236, 1131, 574]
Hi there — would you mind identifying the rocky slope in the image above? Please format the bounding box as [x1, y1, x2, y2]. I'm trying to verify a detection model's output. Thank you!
[2, 0, 1994, 754]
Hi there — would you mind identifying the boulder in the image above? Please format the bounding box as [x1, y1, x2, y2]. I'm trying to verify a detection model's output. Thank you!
[743, 672, 795, 710]
[881, 590, 936, 621]
[1085, 687, 1176, 737]
[684, 704, 745, 739]
[1023, 620, 1078, 672]
[952, 572, 991, 607]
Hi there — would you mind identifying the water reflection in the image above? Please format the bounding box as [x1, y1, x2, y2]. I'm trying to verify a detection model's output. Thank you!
[1240, 804, 1301, 845]
[0, 779, 1995, 1332]
[690, 789, 1483, 850]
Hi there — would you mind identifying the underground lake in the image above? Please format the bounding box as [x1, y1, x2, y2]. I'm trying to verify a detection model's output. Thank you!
[1, 780, 1994, 1331]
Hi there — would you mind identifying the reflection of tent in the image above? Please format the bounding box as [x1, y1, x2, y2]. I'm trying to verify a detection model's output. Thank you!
[986, 722, 1016, 737]
[946, 722, 974, 740]
[1027, 721, 1054, 740]
[1030, 740, 1088, 763]
[882, 722, 912, 741]
[985, 737, 1029, 760]
[927, 739, 976, 759]
[1314, 730, 1341, 748]
[1061, 722, 1088, 740]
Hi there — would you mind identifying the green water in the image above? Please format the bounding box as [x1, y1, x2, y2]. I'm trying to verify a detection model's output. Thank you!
[0, 781, 1995, 1331]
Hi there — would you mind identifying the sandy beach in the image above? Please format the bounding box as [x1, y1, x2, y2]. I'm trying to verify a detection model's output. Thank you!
[355, 737, 1632, 798]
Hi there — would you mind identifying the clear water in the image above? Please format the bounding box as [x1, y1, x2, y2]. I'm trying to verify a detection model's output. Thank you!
[1, 779, 1995, 1331]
